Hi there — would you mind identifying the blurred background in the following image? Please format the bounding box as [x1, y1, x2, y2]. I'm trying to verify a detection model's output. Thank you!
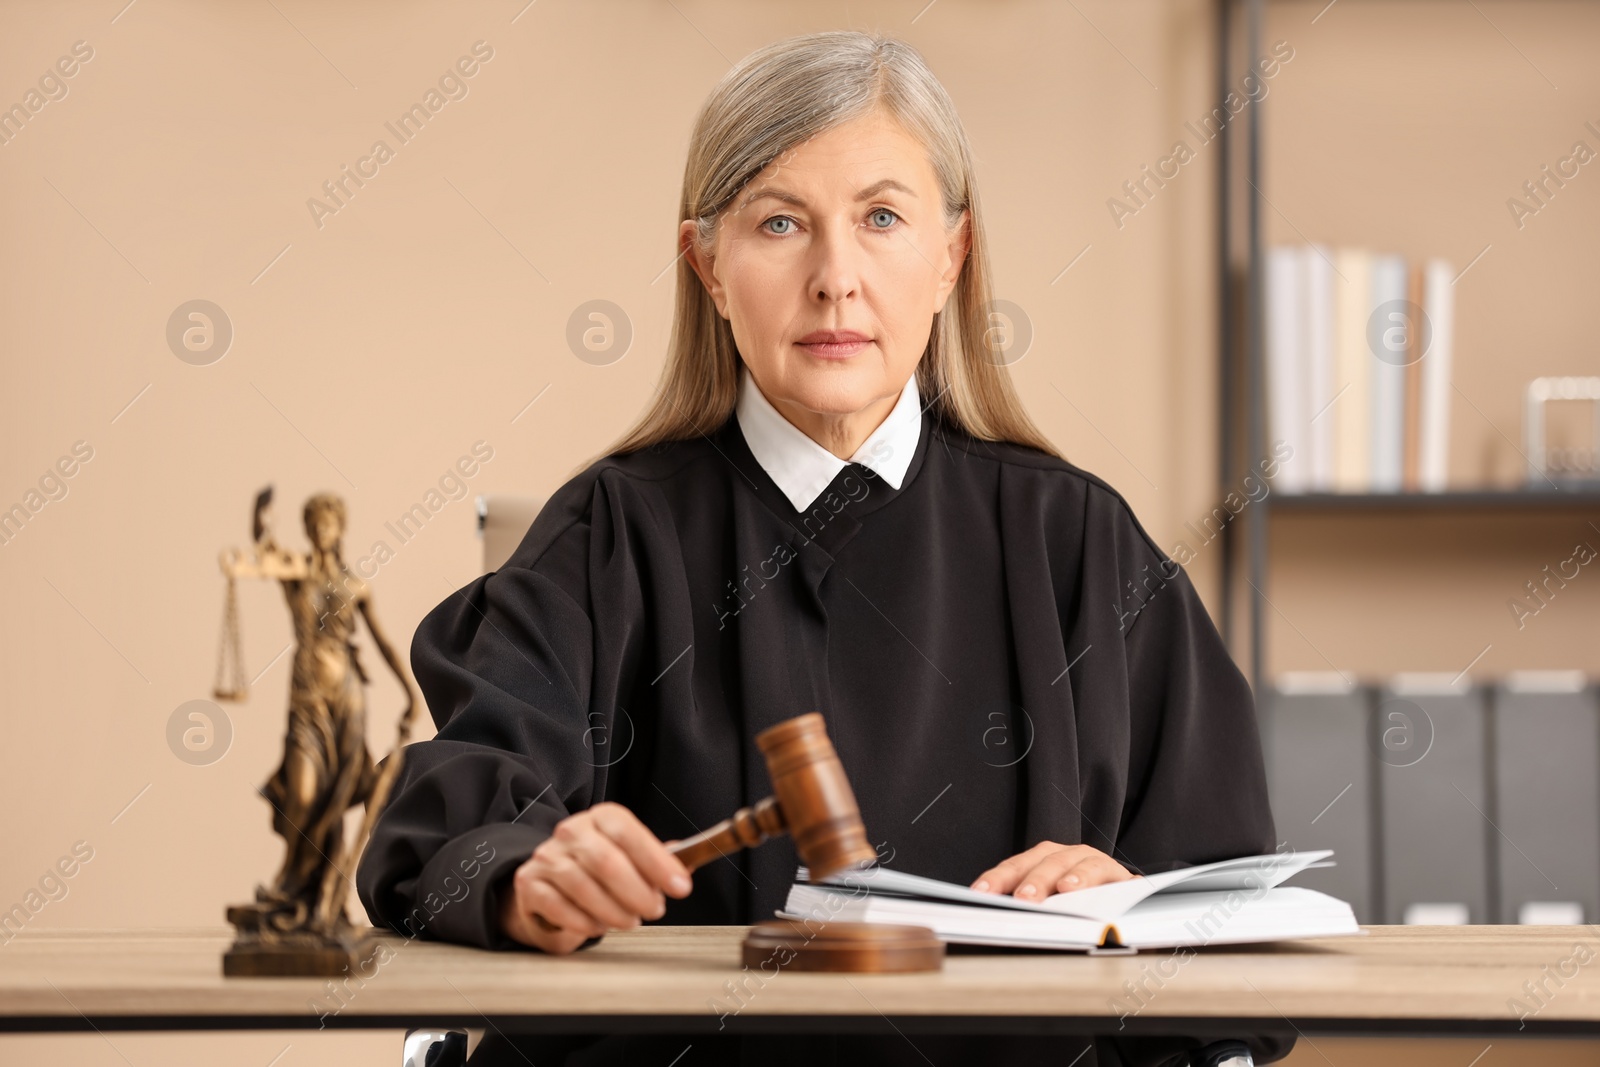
[0, 0, 1596, 1063]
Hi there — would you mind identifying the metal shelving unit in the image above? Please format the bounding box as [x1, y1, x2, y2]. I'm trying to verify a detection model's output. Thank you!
[1213, 0, 1600, 701]
[1216, 0, 1267, 698]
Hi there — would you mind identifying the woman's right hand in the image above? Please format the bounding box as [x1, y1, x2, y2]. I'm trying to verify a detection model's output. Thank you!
[498, 801, 694, 955]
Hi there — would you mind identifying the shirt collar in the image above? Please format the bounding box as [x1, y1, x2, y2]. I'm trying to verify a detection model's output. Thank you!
[735, 363, 922, 512]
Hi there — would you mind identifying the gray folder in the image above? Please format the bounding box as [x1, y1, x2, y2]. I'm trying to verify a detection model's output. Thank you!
[1378, 675, 1488, 924]
[1494, 672, 1600, 925]
[1265, 674, 1373, 922]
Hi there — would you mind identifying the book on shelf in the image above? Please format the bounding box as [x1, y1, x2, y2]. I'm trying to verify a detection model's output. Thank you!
[777, 849, 1361, 953]
[1370, 253, 1408, 493]
[1265, 244, 1454, 495]
[1331, 247, 1372, 492]
[1265, 246, 1308, 494]
[1403, 261, 1426, 491]
[1419, 259, 1455, 492]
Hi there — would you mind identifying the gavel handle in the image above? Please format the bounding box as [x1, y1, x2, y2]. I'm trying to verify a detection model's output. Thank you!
[667, 794, 786, 872]
[529, 796, 786, 935]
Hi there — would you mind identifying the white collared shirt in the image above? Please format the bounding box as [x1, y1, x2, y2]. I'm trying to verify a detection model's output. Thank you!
[735, 363, 922, 512]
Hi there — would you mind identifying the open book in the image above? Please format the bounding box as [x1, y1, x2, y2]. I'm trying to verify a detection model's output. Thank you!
[778, 849, 1360, 952]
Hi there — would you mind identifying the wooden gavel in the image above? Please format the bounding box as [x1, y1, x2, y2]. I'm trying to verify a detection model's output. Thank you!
[667, 711, 878, 880]
[532, 712, 877, 933]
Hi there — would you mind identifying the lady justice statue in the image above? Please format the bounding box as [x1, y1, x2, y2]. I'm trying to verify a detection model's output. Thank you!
[217, 486, 420, 976]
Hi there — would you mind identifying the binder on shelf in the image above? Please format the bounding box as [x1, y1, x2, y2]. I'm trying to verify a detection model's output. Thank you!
[1378, 673, 1488, 924]
[1493, 671, 1599, 925]
[1265, 673, 1374, 923]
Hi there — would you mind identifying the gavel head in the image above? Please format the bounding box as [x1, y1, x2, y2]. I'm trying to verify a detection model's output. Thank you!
[755, 712, 878, 882]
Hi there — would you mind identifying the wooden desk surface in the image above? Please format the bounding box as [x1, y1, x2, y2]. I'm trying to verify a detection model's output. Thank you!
[3, 925, 1598, 1037]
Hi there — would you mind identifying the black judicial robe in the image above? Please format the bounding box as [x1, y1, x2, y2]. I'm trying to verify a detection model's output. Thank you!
[356, 405, 1295, 1067]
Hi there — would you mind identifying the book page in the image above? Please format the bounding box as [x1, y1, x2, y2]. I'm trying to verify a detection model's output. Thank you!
[802, 849, 1332, 923]
[1037, 849, 1331, 921]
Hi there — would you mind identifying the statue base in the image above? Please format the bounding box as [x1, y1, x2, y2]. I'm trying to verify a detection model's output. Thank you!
[223, 898, 384, 978]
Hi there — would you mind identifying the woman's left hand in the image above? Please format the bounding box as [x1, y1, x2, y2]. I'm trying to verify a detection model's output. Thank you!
[969, 842, 1135, 899]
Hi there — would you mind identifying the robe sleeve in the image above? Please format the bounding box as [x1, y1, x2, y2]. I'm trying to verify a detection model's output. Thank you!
[1091, 482, 1278, 874]
[356, 471, 635, 952]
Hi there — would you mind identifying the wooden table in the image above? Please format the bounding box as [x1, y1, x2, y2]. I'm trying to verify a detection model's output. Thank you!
[2, 926, 1599, 1038]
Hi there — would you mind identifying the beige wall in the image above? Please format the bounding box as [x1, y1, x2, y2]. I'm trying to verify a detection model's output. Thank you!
[1, 0, 1591, 1063]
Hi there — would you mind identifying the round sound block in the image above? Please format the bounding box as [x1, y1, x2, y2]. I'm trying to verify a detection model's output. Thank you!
[741, 919, 945, 973]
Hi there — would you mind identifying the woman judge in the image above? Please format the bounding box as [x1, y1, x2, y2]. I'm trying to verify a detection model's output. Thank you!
[357, 30, 1291, 1067]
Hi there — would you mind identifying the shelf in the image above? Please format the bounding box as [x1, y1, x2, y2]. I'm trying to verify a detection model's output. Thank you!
[1269, 489, 1600, 512]
[1215, 0, 1600, 688]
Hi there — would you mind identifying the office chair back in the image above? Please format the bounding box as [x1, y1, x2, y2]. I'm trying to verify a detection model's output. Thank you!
[476, 494, 545, 573]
